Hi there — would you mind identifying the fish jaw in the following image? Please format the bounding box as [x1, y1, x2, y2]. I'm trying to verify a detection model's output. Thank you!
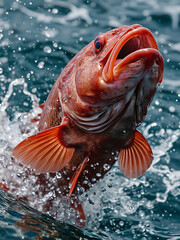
[113, 48, 163, 79]
[102, 26, 164, 86]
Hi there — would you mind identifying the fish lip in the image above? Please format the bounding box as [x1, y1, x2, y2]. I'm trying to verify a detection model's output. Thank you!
[102, 26, 163, 83]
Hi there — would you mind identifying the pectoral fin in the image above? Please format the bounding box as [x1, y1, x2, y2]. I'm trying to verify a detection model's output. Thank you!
[118, 130, 153, 178]
[12, 124, 75, 173]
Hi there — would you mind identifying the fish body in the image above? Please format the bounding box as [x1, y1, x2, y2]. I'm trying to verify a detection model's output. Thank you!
[13, 24, 164, 197]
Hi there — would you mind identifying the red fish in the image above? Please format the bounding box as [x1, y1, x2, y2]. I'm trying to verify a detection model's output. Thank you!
[12, 24, 164, 198]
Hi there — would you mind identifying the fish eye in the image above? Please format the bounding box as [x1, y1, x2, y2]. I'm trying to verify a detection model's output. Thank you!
[94, 36, 106, 53]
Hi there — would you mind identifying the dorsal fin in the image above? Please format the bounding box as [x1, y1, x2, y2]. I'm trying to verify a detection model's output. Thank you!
[118, 130, 153, 178]
[12, 124, 75, 173]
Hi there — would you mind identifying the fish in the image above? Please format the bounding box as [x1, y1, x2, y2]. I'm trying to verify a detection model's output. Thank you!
[12, 24, 164, 199]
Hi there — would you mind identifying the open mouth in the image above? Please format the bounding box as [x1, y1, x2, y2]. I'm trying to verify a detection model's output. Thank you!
[115, 35, 151, 62]
[103, 26, 162, 82]
[116, 37, 141, 60]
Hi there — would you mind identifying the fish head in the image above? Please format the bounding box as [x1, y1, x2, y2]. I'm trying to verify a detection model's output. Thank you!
[64, 24, 164, 133]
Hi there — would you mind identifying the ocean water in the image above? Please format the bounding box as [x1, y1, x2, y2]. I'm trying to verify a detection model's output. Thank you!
[0, 0, 180, 239]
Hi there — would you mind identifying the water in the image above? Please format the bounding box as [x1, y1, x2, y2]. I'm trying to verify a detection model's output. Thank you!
[0, 0, 180, 239]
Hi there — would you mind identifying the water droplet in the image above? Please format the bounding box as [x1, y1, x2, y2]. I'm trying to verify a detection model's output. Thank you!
[91, 178, 96, 182]
[38, 61, 44, 69]
[146, 201, 154, 210]
[96, 172, 101, 177]
[103, 163, 111, 171]
[107, 183, 112, 188]
[23, 102, 28, 107]
[155, 100, 159, 105]
[119, 220, 124, 226]
[32, 88, 37, 93]
[62, 97, 68, 103]
[52, 8, 58, 14]
[0, 57, 8, 64]
[156, 192, 167, 202]
[43, 46, 52, 54]
[139, 210, 145, 217]
[143, 10, 149, 16]
[169, 106, 175, 112]
[53, 42, 58, 48]
[83, 180, 88, 185]
[115, 229, 121, 234]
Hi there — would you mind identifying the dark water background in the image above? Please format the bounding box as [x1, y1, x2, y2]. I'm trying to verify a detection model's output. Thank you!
[0, 0, 180, 239]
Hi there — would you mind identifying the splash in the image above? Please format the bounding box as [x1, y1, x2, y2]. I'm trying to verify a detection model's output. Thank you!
[81, 121, 180, 236]
[0, 76, 180, 237]
[0, 78, 84, 225]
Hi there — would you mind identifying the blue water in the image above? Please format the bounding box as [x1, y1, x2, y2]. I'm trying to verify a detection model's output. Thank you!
[0, 0, 180, 239]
